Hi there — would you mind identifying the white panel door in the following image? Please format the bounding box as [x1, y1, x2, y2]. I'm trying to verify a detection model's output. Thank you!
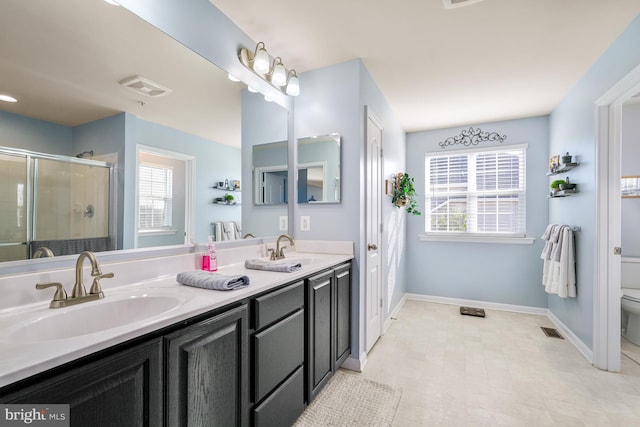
[365, 109, 383, 352]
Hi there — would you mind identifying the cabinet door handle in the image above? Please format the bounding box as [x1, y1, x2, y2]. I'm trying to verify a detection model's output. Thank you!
[368, 244, 378, 251]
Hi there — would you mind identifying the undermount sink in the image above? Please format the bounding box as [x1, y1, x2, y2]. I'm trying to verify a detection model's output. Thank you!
[1, 293, 186, 343]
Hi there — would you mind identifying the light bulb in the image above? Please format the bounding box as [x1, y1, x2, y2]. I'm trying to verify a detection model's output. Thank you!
[271, 59, 287, 86]
[286, 72, 300, 97]
[253, 44, 270, 74]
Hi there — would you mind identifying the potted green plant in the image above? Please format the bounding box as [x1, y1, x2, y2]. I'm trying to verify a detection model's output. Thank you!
[224, 193, 235, 204]
[392, 173, 421, 215]
[550, 179, 566, 194]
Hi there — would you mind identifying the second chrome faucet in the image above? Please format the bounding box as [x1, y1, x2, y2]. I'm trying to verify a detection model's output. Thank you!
[36, 251, 114, 308]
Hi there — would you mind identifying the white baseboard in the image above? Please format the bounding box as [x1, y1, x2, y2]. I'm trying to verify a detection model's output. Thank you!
[341, 352, 367, 372]
[546, 309, 594, 364]
[383, 294, 408, 334]
[406, 293, 548, 316]
[404, 292, 594, 365]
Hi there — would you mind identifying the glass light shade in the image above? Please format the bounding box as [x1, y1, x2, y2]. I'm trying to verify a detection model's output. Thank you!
[227, 73, 240, 82]
[271, 63, 287, 86]
[286, 74, 300, 96]
[253, 46, 270, 74]
[247, 86, 258, 93]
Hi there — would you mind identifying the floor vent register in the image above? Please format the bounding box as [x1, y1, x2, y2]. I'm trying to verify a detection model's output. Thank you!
[540, 327, 564, 339]
[459, 306, 486, 317]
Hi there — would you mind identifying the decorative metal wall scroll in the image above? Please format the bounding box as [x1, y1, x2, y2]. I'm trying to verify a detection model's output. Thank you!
[439, 127, 507, 149]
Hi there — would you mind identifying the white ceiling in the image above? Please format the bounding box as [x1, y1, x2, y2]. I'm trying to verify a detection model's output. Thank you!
[211, 0, 640, 131]
[2, 0, 640, 150]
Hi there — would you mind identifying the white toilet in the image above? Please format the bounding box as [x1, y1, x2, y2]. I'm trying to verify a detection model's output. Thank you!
[621, 259, 640, 345]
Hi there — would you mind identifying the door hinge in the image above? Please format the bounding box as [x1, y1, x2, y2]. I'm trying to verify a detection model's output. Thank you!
[380, 223, 384, 233]
[380, 298, 383, 308]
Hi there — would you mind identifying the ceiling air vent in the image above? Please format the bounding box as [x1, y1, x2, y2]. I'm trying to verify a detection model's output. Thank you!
[119, 75, 171, 97]
[443, 0, 484, 9]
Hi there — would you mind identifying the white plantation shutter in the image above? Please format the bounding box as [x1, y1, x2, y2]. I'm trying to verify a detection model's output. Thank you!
[425, 144, 526, 237]
[138, 164, 173, 230]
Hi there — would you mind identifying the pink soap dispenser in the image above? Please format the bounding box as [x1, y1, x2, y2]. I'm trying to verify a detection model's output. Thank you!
[202, 237, 218, 271]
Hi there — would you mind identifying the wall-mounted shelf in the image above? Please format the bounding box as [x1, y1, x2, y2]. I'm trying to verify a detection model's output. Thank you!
[548, 189, 577, 198]
[211, 186, 241, 192]
[547, 163, 579, 176]
[212, 201, 240, 206]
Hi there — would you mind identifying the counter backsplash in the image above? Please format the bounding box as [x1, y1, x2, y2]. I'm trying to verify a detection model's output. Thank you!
[0, 240, 354, 311]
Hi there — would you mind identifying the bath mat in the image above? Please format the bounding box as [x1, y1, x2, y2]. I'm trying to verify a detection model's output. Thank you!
[460, 306, 486, 317]
[293, 370, 402, 426]
[541, 326, 563, 339]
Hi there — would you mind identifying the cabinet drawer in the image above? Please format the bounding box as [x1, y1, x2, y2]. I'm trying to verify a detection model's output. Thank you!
[254, 280, 304, 330]
[253, 366, 305, 427]
[254, 309, 304, 403]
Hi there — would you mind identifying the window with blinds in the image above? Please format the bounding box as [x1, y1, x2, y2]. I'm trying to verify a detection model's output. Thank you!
[138, 164, 173, 230]
[425, 144, 527, 237]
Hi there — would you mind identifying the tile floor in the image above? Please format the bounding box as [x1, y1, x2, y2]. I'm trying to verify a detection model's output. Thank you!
[359, 300, 640, 426]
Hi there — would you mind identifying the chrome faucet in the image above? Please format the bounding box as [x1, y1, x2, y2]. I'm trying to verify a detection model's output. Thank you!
[32, 247, 54, 258]
[269, 234, 295, 260]
[36, 251, 114, 308]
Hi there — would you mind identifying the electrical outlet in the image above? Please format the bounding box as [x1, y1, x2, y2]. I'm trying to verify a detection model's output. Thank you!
[301, 216, 310, 231]
[279, 216, 288, 231]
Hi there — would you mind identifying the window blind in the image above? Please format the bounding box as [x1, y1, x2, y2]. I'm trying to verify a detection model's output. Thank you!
[138, 164, 173, 230]
[425, 145, 527, 237]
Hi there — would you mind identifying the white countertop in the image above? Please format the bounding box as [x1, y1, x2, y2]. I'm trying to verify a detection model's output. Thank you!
[0, 250, 353, 388]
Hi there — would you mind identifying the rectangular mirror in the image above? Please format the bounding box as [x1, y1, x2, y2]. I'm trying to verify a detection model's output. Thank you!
[297, 133, 341, 203]
[0, 0, 288, 266]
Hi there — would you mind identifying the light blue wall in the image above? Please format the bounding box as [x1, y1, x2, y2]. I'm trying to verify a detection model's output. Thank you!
[242, 90, 289, 237]
[549, 14, 640, 348]
[0, 110, 71, 154]
[73, 113, 127, 248]
[406, 116, 550, 308]
[135, 118, 241, 244]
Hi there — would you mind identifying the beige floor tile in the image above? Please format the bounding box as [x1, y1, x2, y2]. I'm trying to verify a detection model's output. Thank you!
[361, 300, 640, 426]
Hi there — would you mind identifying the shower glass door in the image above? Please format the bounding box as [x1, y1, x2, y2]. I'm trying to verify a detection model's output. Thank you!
[0, 153, 28, 262]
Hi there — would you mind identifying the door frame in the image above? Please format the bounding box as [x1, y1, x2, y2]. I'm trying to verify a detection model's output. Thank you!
[135, 145, 194, 248]
[364, 106, 384, 352]
[594, 63, 640, 371]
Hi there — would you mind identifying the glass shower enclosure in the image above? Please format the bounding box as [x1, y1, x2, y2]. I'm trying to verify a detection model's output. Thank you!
[0, 147, 115, 262]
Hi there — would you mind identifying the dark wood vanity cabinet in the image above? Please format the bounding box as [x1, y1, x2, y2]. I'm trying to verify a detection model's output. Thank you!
[306, 262, 352, 401]
[0, 260, 352, 427]
[251, 281, 305, 427]
[0, 338, 164, 427]
[166, 304, 249, 427]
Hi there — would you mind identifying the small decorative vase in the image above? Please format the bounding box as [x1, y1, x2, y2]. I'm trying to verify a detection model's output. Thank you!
[562, 152, 572, 164]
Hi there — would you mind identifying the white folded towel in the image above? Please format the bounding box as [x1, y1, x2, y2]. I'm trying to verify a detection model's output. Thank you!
[177, 270, 250, 290]
[244, 259, 302, 273]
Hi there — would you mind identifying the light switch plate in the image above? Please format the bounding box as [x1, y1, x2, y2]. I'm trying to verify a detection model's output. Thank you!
[301, 216, 310, 231]
[279, 216, 288, 231]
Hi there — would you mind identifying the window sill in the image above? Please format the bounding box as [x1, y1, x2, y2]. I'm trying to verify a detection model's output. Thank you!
[419, 234, 535, 245]
[138, 229, 177, 237]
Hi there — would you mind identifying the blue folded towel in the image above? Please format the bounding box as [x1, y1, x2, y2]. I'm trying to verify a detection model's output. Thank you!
[244, 259, 302, 273]
[177, 270, 250, 291]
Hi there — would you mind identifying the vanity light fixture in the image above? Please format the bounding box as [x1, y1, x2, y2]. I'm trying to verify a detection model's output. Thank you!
[238, 42, 300, 97]
[0, 94, 17, 103]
